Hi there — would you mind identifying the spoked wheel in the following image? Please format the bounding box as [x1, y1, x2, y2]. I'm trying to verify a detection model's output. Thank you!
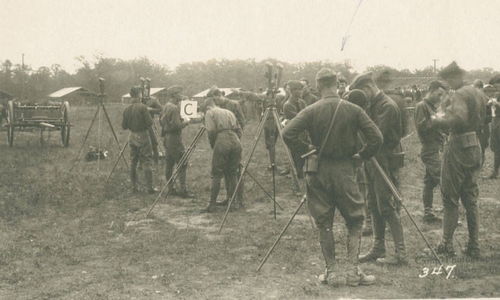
[7, 101, 14, 147]
[61, 101, 70, 147]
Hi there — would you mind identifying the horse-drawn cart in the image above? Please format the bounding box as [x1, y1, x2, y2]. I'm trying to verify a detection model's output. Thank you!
[4, 101, 70, 147]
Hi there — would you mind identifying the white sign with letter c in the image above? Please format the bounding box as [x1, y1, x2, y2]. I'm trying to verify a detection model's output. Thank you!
[180, 100, 197, 119]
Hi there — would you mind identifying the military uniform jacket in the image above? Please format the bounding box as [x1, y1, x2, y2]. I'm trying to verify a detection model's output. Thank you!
[205, 107, 242, 149]
[283, 95, 383, 161]
[145, 97, 162, 117]
[283, 98, 307, 120]
[366, 91, 403, 153]
[220, 98, 245, 130]
[160, 102, 186, 136]
[122, 101, 153, 133]
[443, 84, 486, 136]
[414, 98, 445, 146]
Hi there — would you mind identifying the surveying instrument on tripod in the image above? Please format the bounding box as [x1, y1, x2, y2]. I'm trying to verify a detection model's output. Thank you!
[70, 78, 128, 172]
[218, 62, 302, 233]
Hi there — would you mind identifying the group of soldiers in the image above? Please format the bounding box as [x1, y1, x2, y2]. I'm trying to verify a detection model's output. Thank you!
[120, 60, 500, 287]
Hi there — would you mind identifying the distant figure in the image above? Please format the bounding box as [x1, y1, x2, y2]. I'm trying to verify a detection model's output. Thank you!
[281, 80, 309, 178]
[300, 78, 318, 106]
[473, 79, 491, 166]
[143, 96, 163, 165]
[487, 75, 500, 179]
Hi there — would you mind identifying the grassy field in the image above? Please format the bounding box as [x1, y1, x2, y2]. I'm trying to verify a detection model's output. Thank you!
[1, 103, 500, 299]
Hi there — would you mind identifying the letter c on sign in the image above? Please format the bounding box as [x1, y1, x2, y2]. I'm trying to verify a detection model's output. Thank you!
[184, 103, 193, 116]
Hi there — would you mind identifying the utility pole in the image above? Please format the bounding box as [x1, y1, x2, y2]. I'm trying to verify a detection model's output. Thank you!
[21, 53, 25, 101]
[432, 59, 439, 75]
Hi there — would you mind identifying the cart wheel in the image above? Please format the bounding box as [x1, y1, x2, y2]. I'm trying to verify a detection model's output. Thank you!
[61, 101, 70, 147]
[7, 101, 14, 147]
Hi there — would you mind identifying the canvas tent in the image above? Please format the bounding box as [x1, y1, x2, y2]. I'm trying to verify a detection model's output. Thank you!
[0, 90, 14, 102]
[121, 87, 169, 104]
[191, 87, 242, 104]
[47, 87, 97, 105]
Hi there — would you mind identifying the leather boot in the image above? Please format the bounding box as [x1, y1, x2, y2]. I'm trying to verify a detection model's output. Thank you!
[378, 210, 408, 266]
[202, 178, 221, 213]
[359, 209, 386, 263]
[346, 220, 376, 285]
[317, 227, 336, 284]
[464, 201, 480, 258]
[436, 202, 459, 257]
[346, 266, 376, 286]
[363, 196, 373, 236]
[130, 166, 138, 193]
[227, 174, 245, 212]
[178, 165, 193, 198]
[145, 169, 156, 194]
[489, 153, 500, 179]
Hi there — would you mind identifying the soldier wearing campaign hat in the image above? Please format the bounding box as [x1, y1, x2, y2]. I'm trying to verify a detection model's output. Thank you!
[431, 61, 486, 258]
[487, 74, 500, 179]
[350, 71, 408, 266]
[160, 85, 193, 198]
[283, 68, 382, 286]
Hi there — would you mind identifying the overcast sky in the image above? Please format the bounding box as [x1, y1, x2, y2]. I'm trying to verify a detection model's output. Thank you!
[1, 0, 499, 74]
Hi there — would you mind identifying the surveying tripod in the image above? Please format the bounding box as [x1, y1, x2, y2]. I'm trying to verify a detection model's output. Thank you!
[144, 124, 286, 218]
[70, 78, 128, 172]
[218, 62, 302, 233]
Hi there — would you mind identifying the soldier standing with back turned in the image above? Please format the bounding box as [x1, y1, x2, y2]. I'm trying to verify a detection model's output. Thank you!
[283, 68, 382, 286]
[121, 86, 156, 194]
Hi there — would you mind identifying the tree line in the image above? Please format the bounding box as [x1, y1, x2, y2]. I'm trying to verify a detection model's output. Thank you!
[1, 55, 498, 102]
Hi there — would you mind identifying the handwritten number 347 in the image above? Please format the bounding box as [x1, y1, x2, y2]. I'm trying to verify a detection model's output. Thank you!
[419, 265, 456, 279]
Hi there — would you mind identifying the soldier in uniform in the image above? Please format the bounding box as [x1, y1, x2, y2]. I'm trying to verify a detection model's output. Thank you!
[414, 81, 447, 224]
[431, 62, 486, 258]
[121, 86, 156, 194]
[261, 84, 285, 171]
[160, 85, 193, 198]
[343, 89, 373, 236]
[299, 78, 321, 99]
[487, 75, 500, 179]
[143, 96, 163, 165]
[350, 72, 408, 266]
[202, 99, 244, 213]
[283, 68, 382, 286]
[337, 76, 348, 98]
[208, 85, 245, 131]
[473, 80, 491, 167]
[300, 78, 318, 106]
[281, 80, 308, 178]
